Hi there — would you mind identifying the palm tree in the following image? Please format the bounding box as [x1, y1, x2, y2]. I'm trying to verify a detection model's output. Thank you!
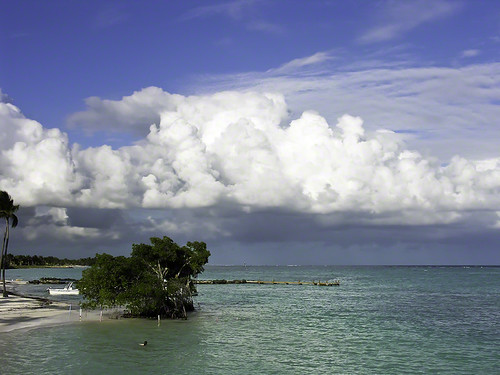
[0, 191, 19, 297]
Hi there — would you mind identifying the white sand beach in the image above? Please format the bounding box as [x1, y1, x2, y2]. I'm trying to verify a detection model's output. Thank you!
[0, 293, 76, 333]
[0, 291, 115, 333]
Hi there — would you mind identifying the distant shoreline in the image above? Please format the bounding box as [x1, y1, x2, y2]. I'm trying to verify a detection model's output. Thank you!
[8, 265, 88, 269]
[205, 264, 500, 267]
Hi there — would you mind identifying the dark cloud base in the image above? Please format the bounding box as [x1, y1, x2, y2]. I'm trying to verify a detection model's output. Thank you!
[9, 208, 500, 265]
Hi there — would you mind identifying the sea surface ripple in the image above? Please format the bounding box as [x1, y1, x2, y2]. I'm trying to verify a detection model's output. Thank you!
[1, 265, 498, 374]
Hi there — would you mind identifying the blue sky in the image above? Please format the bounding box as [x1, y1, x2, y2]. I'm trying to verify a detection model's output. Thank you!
[3, 0, 498, 146]
[1, 1, 500, 264]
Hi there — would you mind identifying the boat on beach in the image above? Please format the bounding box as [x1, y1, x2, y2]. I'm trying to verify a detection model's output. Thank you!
[47, 282, 79, 295]
[6, 279, 29, 285]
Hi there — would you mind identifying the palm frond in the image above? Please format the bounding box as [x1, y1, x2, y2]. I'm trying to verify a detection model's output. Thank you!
[0, 191, 20, 225]
[11, 214, 19, 228]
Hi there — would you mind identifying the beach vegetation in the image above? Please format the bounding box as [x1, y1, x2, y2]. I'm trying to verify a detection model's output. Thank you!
[78, 236, 210, 319]
[5, 254, 96, 268]
[0, 190, 19, 297]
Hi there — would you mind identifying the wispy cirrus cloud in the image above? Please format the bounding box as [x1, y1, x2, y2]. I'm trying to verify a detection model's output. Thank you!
[246, 20, 286, 35]
[272, 52, 334, 74]
[461, 49, 480, 58]
[93, 5, 129, 29]
[359, 0, 463, 43]
[180, 0, 260, 21]
[181, 0, 284, 36]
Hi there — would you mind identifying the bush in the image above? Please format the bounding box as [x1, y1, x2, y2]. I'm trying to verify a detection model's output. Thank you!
[79, 236, 210, 319]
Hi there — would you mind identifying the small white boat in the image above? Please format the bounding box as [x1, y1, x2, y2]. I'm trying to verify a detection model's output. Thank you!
[6, 279, 29, 285]
[47, 282, 79, 295]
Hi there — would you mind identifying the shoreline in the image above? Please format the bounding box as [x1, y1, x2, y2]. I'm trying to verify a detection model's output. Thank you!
[7, 265, 88, 269]
[0, 290, 118, 333]
[0, 291, 72, 333]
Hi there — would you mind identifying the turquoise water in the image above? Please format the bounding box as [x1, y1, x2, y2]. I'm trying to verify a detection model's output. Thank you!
[1, 266, 499, 374]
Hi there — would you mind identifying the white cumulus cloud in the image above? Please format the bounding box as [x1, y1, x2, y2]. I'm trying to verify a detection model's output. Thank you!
[67, 87, 183, 135]
[0, 102, 80, 206]
[1, 89, 500, 228]
[197, 61, 500, 161]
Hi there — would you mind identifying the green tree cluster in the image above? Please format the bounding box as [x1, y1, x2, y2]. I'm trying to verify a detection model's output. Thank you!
[6, 254, 96, 268]
[0, 191, 19, 297]
[78, 236, 210, 319]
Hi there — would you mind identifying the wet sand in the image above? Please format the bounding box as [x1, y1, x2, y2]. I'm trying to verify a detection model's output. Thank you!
[0, 292, 74, 332]
[0, 291, 113, 333]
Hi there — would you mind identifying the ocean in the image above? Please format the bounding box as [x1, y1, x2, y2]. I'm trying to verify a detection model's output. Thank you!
[1, 265, 498, 374]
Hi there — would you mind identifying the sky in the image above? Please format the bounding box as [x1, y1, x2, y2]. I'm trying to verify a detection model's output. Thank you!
[1, 0, 500, 265]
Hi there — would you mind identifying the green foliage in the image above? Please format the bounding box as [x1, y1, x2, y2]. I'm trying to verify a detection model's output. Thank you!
[79, 236, 210, 319]
[79, 254, 138, 309]
[0, 191, 19, 228]
[6, 254, 96, 268]
[0, 190, 19, 297]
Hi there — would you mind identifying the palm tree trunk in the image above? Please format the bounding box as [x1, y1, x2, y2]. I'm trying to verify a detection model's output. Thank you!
[0, 221, 6, 278]
[1, 218, 8, 297]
